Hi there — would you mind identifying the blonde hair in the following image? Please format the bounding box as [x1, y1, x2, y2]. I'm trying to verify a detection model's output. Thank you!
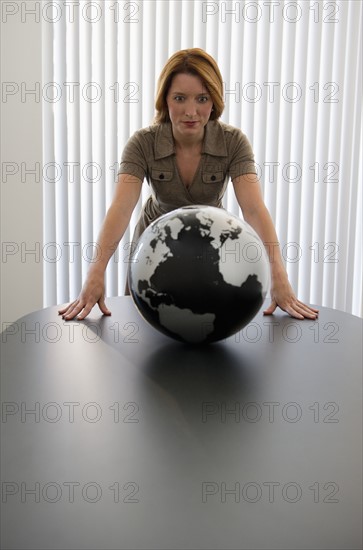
[154, 48, 224, 124]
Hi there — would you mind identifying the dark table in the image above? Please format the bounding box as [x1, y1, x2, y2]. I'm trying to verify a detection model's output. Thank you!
[1, 297, 362, 549]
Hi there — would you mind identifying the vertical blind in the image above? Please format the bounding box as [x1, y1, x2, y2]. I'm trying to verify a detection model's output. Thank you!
[42, 0, 362, 317]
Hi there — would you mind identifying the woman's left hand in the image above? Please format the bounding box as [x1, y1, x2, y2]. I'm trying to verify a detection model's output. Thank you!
[263, 277, 319, 319]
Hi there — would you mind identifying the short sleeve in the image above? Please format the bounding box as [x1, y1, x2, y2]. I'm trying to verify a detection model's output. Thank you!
[228, 130, 257, 181]
[118, 131, 148, 181]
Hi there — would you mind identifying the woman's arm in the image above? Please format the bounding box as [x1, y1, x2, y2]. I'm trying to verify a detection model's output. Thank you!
[232, 173, 318, 319]
[59, 173, 143, 320]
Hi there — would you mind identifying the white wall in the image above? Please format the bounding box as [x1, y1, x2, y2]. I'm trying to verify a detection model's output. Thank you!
[1, 2, 43, 325]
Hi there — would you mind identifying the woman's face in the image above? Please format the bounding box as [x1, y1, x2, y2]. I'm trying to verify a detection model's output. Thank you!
[166, 73, 214, 140]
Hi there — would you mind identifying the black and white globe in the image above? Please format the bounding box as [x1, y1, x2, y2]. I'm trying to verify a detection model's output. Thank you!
[129, 205, 270, 344]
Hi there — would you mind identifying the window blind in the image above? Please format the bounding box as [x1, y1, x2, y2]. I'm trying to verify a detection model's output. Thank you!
[42, 0, 362, 317]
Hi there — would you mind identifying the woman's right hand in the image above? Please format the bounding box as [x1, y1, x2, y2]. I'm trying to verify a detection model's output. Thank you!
[58, 275, 111, 321]
[57, 173, 142, 321]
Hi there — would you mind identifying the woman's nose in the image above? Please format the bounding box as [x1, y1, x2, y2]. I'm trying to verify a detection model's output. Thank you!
[185, 101, 197, 117]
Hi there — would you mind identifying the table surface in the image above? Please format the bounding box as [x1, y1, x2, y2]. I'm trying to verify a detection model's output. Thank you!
[1, 297, 362, 550]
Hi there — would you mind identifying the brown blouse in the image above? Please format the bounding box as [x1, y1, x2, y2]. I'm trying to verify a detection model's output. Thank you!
[118, 119, 257, 244]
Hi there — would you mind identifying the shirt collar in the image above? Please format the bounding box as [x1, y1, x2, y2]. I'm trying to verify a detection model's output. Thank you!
[154, 120, 228, 159]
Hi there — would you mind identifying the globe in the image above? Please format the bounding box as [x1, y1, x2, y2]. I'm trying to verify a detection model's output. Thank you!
[129, 205, 270, 344]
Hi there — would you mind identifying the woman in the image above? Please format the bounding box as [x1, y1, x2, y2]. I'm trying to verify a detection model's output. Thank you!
[59, 48, 318, 321]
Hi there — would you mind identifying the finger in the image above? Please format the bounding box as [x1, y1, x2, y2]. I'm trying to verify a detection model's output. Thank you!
[284, 306, 305, 320]
[285, 301, 317, 320]
[306, 304, 319, 313]
[98, 298, 111, 316]
[76, 303, 95, 320]
[305, 306, 319, 316]
[59, 305, 79, 319]
[263, 301, 277, 315]
[58, 302, 77, 315]
[62, 302, 86, 321]
[294, 301, 319, 318]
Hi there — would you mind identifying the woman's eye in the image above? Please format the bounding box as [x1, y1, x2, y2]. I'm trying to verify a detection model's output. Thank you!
[173, 96, 209, 102]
